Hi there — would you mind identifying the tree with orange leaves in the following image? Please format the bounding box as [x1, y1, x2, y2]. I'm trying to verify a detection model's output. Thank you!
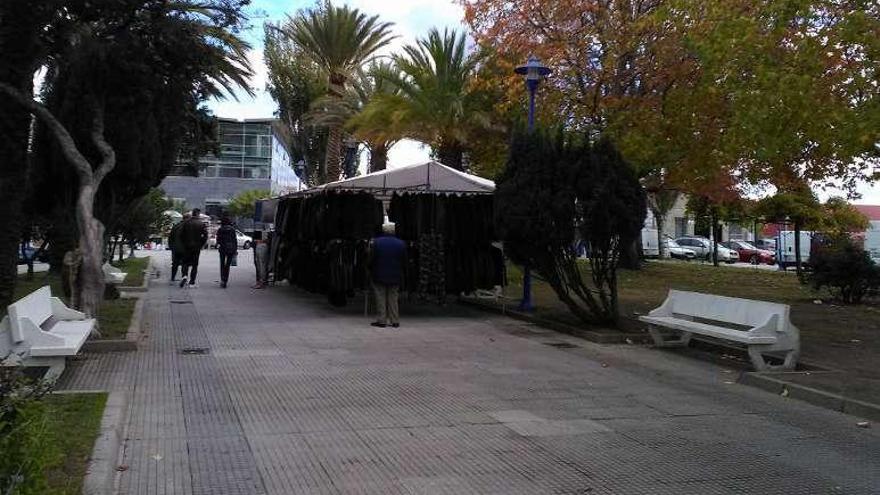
[463, 0, 880, 196]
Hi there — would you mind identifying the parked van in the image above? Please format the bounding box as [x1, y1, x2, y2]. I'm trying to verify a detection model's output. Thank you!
[641, 228, 659, 257]
[776, 230, 813, 269]
[866, 221, 880, 265]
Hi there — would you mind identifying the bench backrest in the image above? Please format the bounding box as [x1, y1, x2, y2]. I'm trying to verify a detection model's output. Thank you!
[8, 286, 53, 343]
[666, 289, 789, 332]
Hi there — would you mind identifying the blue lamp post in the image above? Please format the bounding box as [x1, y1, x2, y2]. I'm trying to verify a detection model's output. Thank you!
[513, 55, 551, 312]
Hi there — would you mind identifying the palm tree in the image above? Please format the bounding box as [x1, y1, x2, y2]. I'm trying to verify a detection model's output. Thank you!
[355, 28, 488, 171]
[283, 4, 394, 182]
[310, 61, 401, 172]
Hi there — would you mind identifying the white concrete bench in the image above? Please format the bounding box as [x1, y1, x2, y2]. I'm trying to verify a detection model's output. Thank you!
[639, 289, 800, 371]
[103, 262, 127, 285]
[0, 286, 95, 380]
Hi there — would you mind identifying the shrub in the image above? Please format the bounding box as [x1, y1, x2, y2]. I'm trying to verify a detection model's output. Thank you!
[0, 364, 58, 494]
[495, 128, 646, 325]
[808, 238, 880, 304]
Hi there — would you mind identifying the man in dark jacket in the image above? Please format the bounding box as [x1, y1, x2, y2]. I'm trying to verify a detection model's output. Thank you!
[179, 208, 208, 288]
[216, 217, 237, 288]
[168, 213, 189, 283]
[370, 222, 406, 328]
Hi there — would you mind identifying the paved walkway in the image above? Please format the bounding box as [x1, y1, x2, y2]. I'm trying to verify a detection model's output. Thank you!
[59, 251, 880, 494]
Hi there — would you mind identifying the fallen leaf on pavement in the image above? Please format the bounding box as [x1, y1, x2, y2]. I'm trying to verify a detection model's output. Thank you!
[116, 465, 129, 472]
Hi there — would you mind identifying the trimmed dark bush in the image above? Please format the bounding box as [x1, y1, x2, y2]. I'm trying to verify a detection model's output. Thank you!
[495, 128, 646, 325]
[808, 237, 880, 304]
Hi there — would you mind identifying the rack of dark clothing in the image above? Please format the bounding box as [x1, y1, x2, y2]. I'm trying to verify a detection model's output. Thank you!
[389, 193, 505, 301]
[273, 192, 382, 305]
[271, 188, 504, 307]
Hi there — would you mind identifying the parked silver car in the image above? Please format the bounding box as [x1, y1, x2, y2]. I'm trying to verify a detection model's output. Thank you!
[663, 238, 697, 260]
[674, 237, 737, 263]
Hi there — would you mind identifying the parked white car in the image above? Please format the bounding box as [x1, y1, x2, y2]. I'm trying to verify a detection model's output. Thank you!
[674, 237, 737, 263]
[663, 238, 697, 260]
[210, 229, 253, 250]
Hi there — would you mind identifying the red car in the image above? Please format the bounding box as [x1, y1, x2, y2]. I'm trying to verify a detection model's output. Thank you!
[721, 240, 776, 265]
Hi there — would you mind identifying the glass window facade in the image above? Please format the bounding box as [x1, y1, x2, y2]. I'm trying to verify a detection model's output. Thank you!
[164, 118, 302, 210]
[200, 120, 275, 178]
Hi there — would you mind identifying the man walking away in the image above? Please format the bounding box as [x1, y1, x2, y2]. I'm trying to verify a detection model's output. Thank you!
[168, 213, 189, 283]
[370, 222, 406, 328]
[216, 217, 237, 288]
[179, 208, 208, 288]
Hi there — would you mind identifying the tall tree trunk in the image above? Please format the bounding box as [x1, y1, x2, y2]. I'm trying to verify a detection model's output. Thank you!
[369, 143, 388, 172]
[712, 213, 720, 267]
[0, 83, 116, 323]
[794, 221, 803, 280]
[325, 124, 342, 182]
[76, 183, 106, 318]
[656, 215, 668, 258]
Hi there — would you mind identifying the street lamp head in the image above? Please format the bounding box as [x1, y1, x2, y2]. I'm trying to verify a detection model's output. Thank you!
[514, 55, 552, 81]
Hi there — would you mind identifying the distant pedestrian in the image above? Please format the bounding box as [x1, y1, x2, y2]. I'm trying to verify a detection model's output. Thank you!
[179, 208, 208, 288]
[370, 222, 406, 328]
[168, 213, 190, 283]
[216, 217, 237, 288]
[251, 231, 269, 289]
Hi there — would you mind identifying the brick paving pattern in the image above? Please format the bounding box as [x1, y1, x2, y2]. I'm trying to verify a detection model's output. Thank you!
[59, 251, 880, 494]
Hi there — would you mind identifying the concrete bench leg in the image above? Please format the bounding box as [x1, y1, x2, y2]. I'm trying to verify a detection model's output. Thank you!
[21, 356, 67, 383]
[648, 326, 693, 348]
[748, 346, 798, 372]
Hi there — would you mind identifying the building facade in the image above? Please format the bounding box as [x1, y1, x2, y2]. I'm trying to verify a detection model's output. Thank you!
[160, 118, 301, 217]
[644, 194, 756, 243]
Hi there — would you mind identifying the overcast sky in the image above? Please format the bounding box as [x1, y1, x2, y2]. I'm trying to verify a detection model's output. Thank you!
[206, 0, 880, 204]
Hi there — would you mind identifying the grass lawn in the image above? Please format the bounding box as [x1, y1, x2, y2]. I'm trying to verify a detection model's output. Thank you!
[503, 260, 880, 377]
[111, 256, 149, 287]
[8, 272, 136, 340]
[43, 392, 107, 494]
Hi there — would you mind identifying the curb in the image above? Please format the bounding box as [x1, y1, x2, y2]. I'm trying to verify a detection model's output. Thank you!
[738, 372, 880, 422]
[81, 390, 130, 495]
[82, 289, 145, 353]
[459, 297, 650, 344]
[117, 256, 153, 293]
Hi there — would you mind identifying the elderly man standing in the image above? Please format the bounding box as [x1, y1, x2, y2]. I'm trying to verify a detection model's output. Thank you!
[370, 222, 406, 328]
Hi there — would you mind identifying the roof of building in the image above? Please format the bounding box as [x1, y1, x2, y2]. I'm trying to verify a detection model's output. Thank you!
[854, 205, 880, 221]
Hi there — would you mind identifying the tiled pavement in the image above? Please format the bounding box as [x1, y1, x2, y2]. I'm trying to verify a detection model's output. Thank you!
[59, 251, 880, 494]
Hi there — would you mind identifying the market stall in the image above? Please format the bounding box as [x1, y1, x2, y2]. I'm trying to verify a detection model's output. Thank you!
[270, 161, 502, 306]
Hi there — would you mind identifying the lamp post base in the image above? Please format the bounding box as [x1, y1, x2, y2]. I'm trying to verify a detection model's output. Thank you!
[517, 266, 535, 312]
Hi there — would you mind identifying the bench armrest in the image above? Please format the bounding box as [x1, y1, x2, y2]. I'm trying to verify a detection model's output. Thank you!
[748, 314, 779, 339]
[51, 297, 86, 321]
[647, 294, 674, 317]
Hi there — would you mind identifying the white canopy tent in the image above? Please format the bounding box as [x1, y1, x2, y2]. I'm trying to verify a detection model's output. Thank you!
[294, 161, 495, 196]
